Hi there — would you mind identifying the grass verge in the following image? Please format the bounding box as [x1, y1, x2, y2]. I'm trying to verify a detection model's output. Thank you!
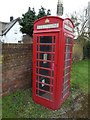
[71, 59, 88, 94]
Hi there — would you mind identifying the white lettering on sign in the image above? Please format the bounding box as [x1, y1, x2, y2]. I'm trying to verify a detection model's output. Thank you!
[64, 24, 73, 32]
[37, 23, 59, 29]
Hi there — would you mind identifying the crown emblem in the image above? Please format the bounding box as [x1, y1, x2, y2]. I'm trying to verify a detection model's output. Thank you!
[45, 19, 50, 23]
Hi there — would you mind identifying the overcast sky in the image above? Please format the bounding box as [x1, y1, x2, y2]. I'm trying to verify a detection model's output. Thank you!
[0, 0, 89, 22]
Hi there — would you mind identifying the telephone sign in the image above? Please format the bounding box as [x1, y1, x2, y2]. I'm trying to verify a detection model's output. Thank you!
[37, 23, 59, 29]
[32, 16, 74, 110]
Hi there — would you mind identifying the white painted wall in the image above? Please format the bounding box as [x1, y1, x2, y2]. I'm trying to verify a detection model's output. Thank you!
[1, 21, 24, 43]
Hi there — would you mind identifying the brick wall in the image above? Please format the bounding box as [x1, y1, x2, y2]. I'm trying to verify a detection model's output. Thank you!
[1, 43, 32, 96]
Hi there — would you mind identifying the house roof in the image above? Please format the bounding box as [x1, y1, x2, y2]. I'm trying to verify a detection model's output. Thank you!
[0, 18, 20, 36]
[0, 22, 8, 36]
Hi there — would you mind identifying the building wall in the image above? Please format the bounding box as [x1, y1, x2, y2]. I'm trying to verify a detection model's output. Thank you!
[1, 43, 32, 96]
[1, 22, 24, 43]
[73, 42, 83, 61]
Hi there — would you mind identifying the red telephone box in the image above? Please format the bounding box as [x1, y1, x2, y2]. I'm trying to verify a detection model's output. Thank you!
[32, 16, 74, 110]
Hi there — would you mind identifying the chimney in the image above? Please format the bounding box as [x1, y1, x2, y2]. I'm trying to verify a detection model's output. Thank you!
[57, 0, 63, 16]
[10, 16, 13, 21]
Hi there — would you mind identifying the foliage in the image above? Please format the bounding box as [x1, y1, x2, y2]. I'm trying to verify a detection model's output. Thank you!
[70, 10, 89, 42]
[2, 60, 88, 118]
[37, 6, 46, 19]
[83, 41, 90, 59]
[71, 13, 80, 35]
[19, 6, 51, 37]
[37, 6, 51, 19]
[0, 55, 2, 64]
[47, 9, 51, 16]
[19, 7, 36, 37]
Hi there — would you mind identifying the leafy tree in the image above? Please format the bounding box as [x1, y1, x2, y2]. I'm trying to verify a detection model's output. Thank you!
[19, 7, 36, 37]
[19, 6, 51, 37]
[37, 6, 46, 19]
[71, 13, 80, 36]
[70, 10, 90, 59]
[70, 11, 89, 42]
[37, 6, 51, 19]
[47, 9, 51, 15]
